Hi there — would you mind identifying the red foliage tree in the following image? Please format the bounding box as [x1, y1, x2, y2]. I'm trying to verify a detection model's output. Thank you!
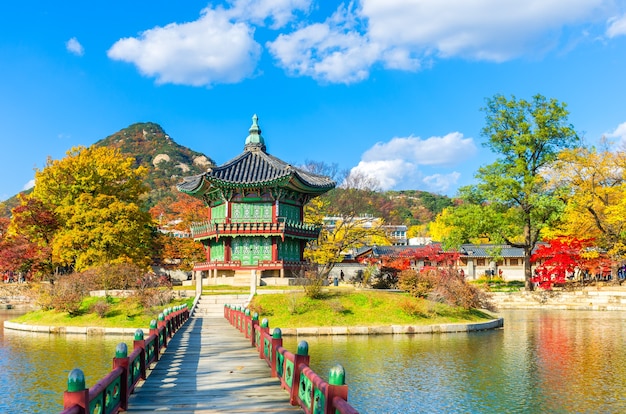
[530, 237, 608, 289]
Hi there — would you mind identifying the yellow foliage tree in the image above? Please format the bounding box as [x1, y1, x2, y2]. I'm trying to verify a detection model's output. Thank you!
[32, 146, 154, 272]
[304, 172, 389, 278]
[549, 145, 626, 263]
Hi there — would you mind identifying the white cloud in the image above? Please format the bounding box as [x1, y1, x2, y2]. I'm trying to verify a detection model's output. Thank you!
[423, 172, 461, 194]
[607, 14, 626, 38]
[361, 0, 607, 62]
[606, 122, 626, 147]
[269, 0, 614, 83]
[350, 131, 476, 193]
[22, 179, 35, 191]
[267, 4, 380, 83]
[107, 8, 261, 86]
[227, 0, 311, 29]
[361, 133, 476, 166]
[66, 37, 84, 56]
[106, 0, 621, 86]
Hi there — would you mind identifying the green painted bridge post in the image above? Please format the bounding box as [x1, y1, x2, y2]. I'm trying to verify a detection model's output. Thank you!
[289, 341, 310, 406]
[259, 318, 270, 360]
[251, 312, 259, 347]
[270, 328, 283, 378]
[149, 319, 160, 362]
[133, 329, 148, 380]
[113, 342, 130, 410]
[63, 368, 89, 412]
[325, 364, 349, 414]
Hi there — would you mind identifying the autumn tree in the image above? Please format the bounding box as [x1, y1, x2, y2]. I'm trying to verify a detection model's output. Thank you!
[1, 194, 59, 279]
[547, 144, 626, 274]
[436, 94, 579, 290]
[149, 193, 206, 271]
[32, 146, 154, 272]
[304, 168, 389, 278]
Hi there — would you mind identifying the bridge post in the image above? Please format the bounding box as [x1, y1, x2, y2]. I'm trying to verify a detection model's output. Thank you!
[289, 341, 310, 406]
[259, 318, 270, 360]
[133, 329, 148, 379]
[270, 328, 282, 377]
[63, 368, 89, 412]
[244, 309, 251, 339]
[113, 343, 130, 410]
[325, 364, 349, 414]
[149, 319, 160, 361]
[158, 312, 168, 348]
[251, 312, 259, 347]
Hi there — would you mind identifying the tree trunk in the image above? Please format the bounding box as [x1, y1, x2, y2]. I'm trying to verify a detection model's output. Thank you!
[524, 247, 534, 291]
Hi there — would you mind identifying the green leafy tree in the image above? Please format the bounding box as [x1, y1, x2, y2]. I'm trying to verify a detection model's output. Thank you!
[438, 94, 579, 290]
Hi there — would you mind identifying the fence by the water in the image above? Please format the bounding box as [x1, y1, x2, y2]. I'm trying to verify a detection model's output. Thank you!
[59, 304, 190, 414]
[224, 304, 360, 414]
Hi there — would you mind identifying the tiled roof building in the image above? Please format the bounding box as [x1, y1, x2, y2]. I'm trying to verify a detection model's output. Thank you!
[178, 115, 335, 285]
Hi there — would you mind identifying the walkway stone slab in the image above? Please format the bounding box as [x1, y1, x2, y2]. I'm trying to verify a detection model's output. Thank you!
[125, 316, 301, 413]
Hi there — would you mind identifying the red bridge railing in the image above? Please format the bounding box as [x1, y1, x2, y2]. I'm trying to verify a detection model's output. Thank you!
[59, 303, 192, 414]
[224, 304, 360, 414]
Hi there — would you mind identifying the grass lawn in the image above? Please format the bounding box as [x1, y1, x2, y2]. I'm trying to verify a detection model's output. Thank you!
[249, 289, 494, 329]
[10, 296, 195, 329]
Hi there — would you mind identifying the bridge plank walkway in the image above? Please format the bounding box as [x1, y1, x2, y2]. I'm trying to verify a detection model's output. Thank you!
[126, 316, 301, 413]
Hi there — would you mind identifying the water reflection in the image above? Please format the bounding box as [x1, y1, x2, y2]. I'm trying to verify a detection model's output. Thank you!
[0, 310, 131, 413]
[283, 310, 626, 413]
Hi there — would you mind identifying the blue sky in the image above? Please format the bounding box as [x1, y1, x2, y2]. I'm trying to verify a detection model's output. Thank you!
[2, 1, 626, 202]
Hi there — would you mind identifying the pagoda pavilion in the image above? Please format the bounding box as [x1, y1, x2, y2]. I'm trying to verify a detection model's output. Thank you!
[177, 115, 336, 285]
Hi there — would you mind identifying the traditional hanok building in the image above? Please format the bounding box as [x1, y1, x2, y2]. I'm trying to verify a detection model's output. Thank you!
[177, 115, 336, 285]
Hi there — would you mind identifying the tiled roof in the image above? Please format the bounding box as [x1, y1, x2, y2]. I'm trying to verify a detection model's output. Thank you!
[355, 244, 443, 258]
[460, 244, 525, 258]
[209, 149, 335, 188]
[177, 115, 335, 195]
[353, 243, 534, 259]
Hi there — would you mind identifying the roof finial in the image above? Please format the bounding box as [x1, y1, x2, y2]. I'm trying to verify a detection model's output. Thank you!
[244, 114, 266, 152]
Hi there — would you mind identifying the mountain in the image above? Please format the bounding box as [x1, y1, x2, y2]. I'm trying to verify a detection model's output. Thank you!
[93, 122, 214, 208]
[0, 122, 214, 218]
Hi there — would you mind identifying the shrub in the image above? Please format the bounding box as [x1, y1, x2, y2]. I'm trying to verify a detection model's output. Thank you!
[399, 267, 495, 310]
[287, 292, 302, 315]
[50, 273, 90, 316]
[92, 300, 110, 318]
[399, 298, 429, 317]
[328, 299, 346, 314]
[298, 267, 326, 299]
[86, 263, 146, 291]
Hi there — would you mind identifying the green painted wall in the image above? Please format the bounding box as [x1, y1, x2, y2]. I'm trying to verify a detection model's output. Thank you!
[278, 203, 300, 222]
[277, 238, 300, 261]
[211, 204, 226, 221]
[231, 236, 272, 265]
[210, 241, 224, 261]
[231, 202, 272, 222]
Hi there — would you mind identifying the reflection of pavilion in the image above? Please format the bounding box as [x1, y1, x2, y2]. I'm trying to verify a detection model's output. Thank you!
[177, 115, 335, 285]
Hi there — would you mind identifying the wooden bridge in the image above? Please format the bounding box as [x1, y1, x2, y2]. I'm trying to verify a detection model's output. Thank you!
[125, 315, 301, 413]
[60, 295, 359, 414]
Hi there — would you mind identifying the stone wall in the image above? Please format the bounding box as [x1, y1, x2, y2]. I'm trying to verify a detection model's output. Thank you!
[490, 289, 626, 311]
[0, 284, 31, 304]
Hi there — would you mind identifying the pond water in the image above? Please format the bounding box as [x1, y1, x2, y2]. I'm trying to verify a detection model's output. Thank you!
[282, 309, 626, 414]
[0, 310, 131, 413]
[3, 309, 626, 413]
